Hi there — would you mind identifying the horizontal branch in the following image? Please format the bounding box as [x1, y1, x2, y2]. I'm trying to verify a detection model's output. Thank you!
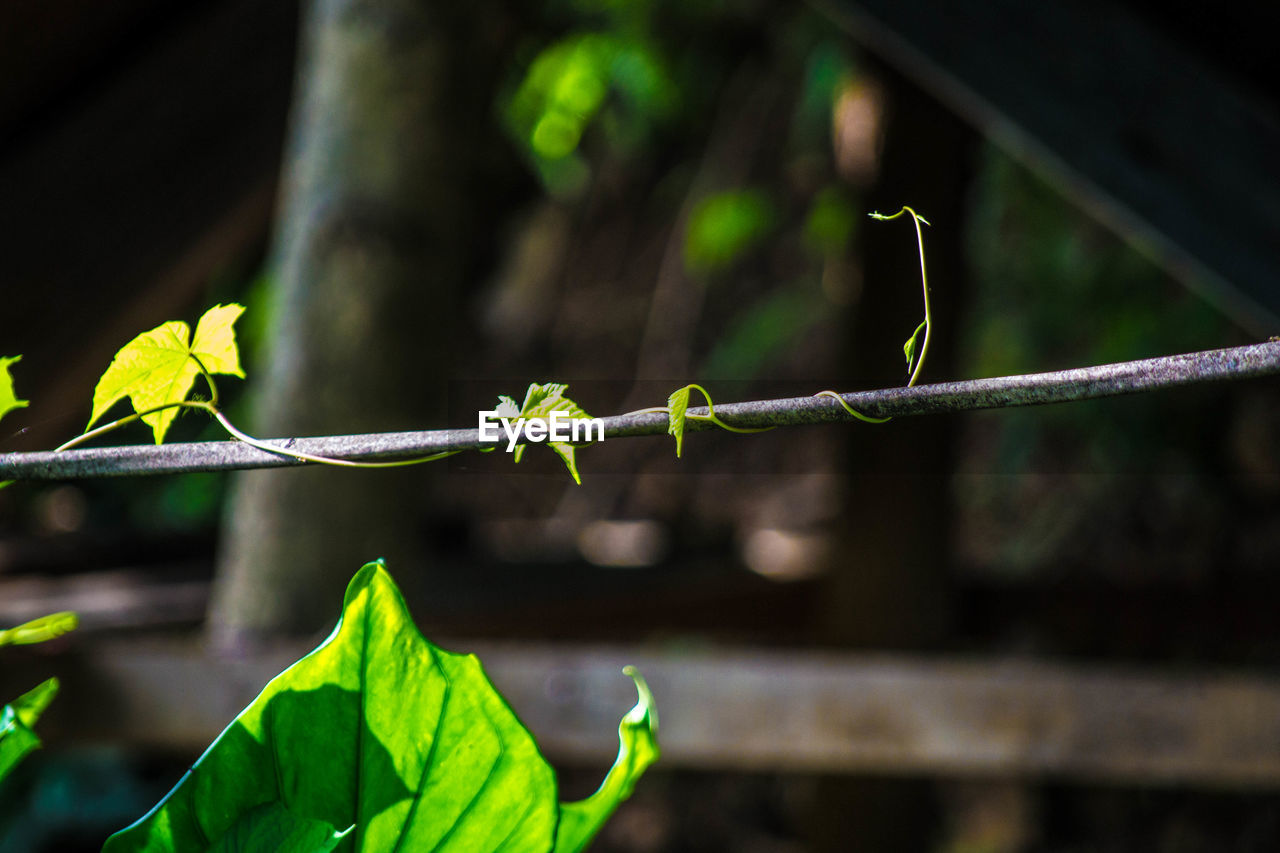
[3, 341, 1277, 480]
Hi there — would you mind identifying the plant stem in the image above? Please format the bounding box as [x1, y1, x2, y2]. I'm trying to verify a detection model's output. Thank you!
[212, 410, 459, 469]
[870, 206, 932, 387]
[55, 401, 218, 452]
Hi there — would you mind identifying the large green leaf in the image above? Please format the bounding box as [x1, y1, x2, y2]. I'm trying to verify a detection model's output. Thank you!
[554, 667, 659, 852]
[0, 678, 60, 784]
[87, 303, 246, 444]
[0, 354, 28, 425]
[207, 802, 352, 853]
[103, 562, 657, 853]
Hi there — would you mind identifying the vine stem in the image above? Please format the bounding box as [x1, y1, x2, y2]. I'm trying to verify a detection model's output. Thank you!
[4, 341, 1277, 480]
[54, 369, 456, 469]
[869, 206, 932, 387]
[211, 410, 459, 469]
[54, 401, 218, 452]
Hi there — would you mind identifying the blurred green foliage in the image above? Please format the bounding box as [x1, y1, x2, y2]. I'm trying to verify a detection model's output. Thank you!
[684, 189, 777, 276]
[803, 185, 858, 257]
[701, 287, 821, 378]
[504, 28, 677, 196]
[958, 147, 1235, 580]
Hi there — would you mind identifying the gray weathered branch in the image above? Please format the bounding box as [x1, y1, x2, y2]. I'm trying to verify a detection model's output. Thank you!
[3, 341, 1277, 480]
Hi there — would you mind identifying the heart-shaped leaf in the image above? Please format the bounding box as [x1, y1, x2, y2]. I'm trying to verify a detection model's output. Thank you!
[208, 802, 352, 853]
[87, 304, 246, 444]
[103, 562, 657, 853]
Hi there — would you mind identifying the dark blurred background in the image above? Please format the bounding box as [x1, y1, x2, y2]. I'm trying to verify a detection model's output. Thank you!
[3, 0, 1280, 850]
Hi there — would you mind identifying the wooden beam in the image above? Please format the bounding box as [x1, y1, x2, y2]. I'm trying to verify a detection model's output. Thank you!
[7, 640, 1280, 788]
[811, 0, 1280, 334]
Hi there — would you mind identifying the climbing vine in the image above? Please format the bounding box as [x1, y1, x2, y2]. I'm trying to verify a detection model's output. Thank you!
[14, 207, 931, 484]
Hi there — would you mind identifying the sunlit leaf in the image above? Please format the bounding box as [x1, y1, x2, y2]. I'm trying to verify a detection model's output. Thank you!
[508, 382, 594, 483]
[903, 319, 927, 376]
[0, 355, 28, 425]
[0, 678, 60, 784]
[547, 443, 583, 486]
[0, 612, 78, 647]
[666, 385, 690, 458]
[209, 802, 352, 853]
[103, 562, 657, 853]
[87, 303, 246, 445]
[554, 667, 659, 852]
[495, 396, 521, 421]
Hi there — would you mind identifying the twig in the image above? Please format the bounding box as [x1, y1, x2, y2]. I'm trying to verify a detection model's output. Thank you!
[2, 342, 1276, 481]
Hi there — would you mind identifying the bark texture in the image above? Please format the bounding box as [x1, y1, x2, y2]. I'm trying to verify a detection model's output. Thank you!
[207, 0, 520, 647]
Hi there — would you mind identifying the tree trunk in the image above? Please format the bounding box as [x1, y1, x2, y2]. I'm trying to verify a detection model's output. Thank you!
[208, 0, 521, 648]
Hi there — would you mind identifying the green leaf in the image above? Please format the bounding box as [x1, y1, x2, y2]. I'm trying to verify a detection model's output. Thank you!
[209, 803, 352, 853]
[903, 319, 927, 376]
[509, 382, 593, 483]
[495, 396, 521, 421]
[103, 562, 657, 853]
[87, 303, 246, 444]
[666, 385, 691, 458]
[554, 667, 659, 853]
[0, 678, 60, 784]
[0, 354, 28, 425]
[0, 611, 79, 647]
[546, 443, 582, 486]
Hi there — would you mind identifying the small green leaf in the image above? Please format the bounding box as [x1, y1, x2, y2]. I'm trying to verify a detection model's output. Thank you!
[210, 802, 352, 853]
[548, 443, 582, 485]
[554, 666, 660, 853]
[903, 319, 927, 376]
[0, 678, 60, 784]
[509, 382, 594, 483]
[0, 611, 78, 647]
[495, 396, 521, 420]
[0, 355, 28, 425]
[666, 385, 691, 458]
[88, 303, 246, 444]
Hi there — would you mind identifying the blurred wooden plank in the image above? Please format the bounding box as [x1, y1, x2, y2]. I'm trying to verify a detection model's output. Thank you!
[812, 0, 1280, 333]
[7, 641, 1280, 788]
[0, 569, 207, 632]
